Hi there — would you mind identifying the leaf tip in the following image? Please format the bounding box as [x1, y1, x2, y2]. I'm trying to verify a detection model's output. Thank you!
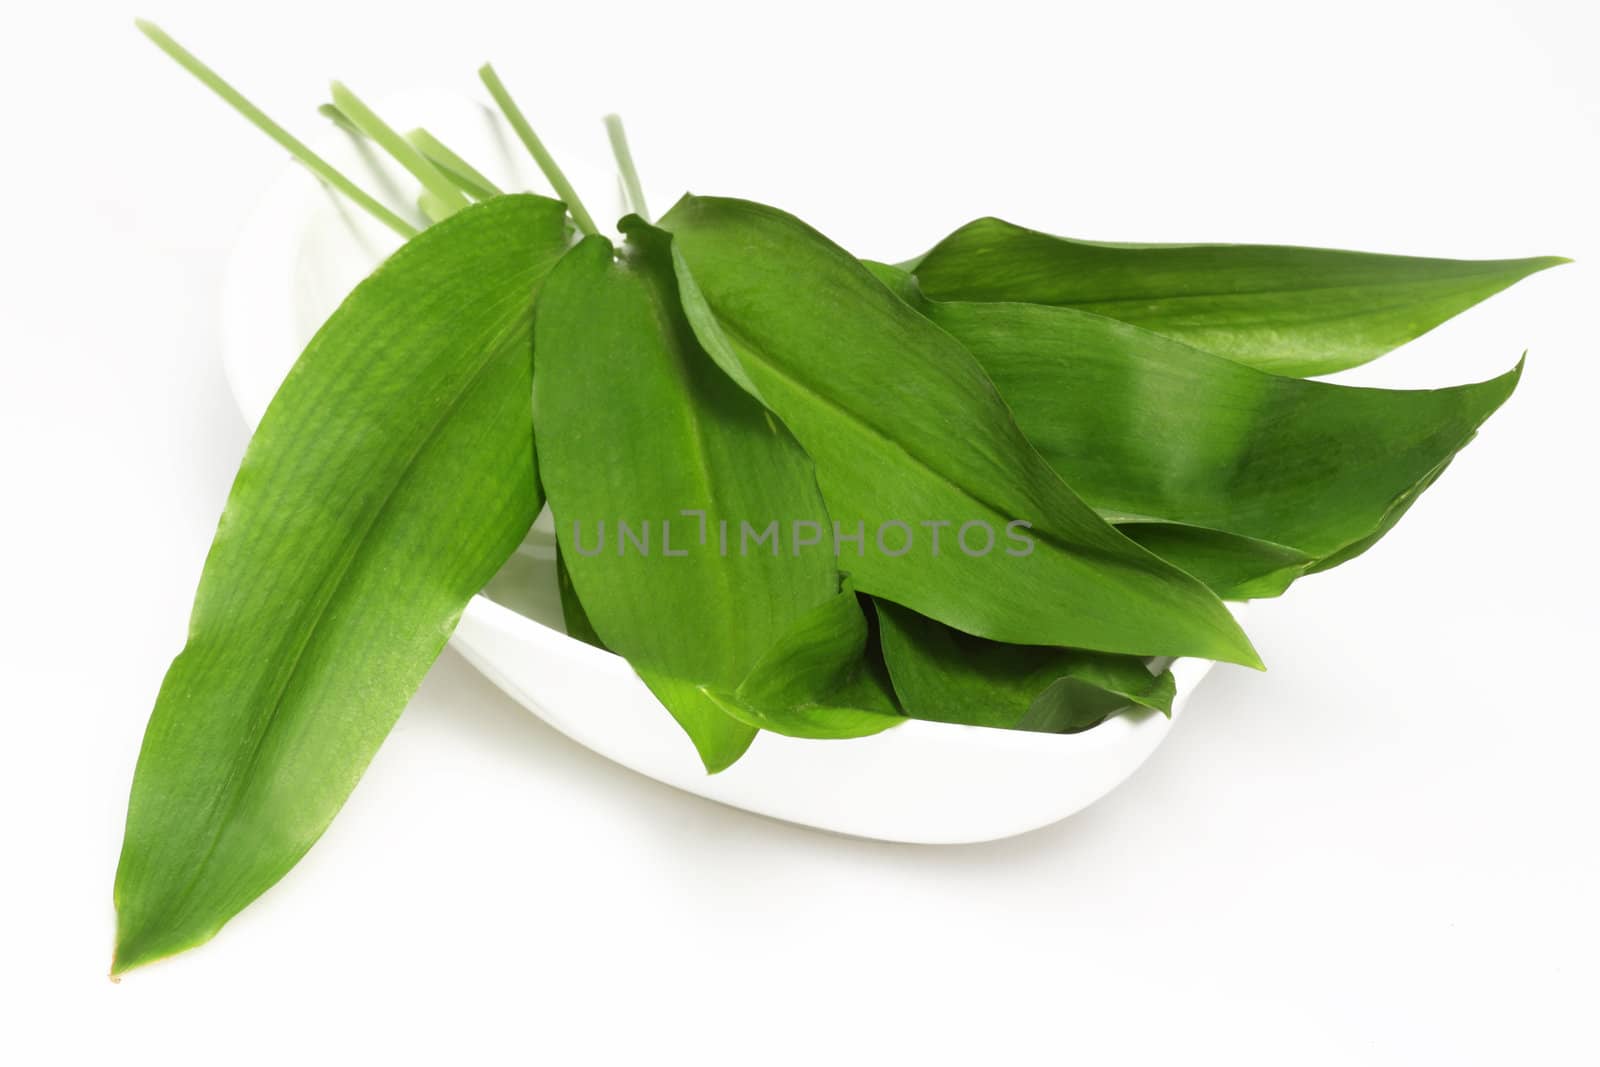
[109, 928, 158, 979]
[108, 944, 140, 981]
[1225, 632, 1267, 672]
[111, 902, 218, 978]
[698, 750, 741, 776]
[1494, 253, 1571, 291]
[108, 927, 193, 979]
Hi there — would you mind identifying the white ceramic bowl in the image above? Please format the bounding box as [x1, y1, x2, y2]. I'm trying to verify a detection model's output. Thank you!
[220, 91, 1243, 844]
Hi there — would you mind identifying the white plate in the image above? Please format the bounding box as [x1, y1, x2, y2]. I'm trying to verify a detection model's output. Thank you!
[220, 91, 1242, 844]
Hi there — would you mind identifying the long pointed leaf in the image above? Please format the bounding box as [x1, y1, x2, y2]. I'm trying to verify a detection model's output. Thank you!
[704, 584, 905, 740]
[920, 298, 1522, 566]
[909, 216, 1564, 376]
[659, 197, 1260, 667]
[532, 226, 844, 771]
[113, 195, 573, 974]
[876, 600, 1176, 734]
[1118, 523, 1313, 600]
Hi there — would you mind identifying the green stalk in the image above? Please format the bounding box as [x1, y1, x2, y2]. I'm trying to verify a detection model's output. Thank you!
[603, 114, 650, 222]
[477, 63, 598, 235]
[407, 128, 504, 201]
[134, 21, 417, 239]
[317, 102, 362, 135]
[415, 190, 457, 224]
[329, 83, 470, 217]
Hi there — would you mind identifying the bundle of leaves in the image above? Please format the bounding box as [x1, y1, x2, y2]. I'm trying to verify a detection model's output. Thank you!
[113, 23, 1563, 975]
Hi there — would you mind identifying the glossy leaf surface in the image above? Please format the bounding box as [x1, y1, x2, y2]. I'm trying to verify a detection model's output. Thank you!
[705, 585, 905, 740]
[876, 600, 1176, 734]
[555, 546, 606, 650]
[660, 197, 1259, 667]
[910, 216, 1563, 376]
[922, 299, 1522, 567]
[533, 227, 842, 771]
[1118, 523, 1313, 600]
[114, 195, 571, 974]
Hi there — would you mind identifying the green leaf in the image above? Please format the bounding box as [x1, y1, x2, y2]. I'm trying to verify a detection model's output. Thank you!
[875, 600, 1176, 734]
[532, 226, 844, 772]
[919, 298, 1522, 568]
[113, 195, 572, 975]
[554, 546, 607, 650]
[909, 216, 1565, 376]
[1118, 523, 1313, 600]
[660, 196, 1260, 667]
[704, 584, 905, 740]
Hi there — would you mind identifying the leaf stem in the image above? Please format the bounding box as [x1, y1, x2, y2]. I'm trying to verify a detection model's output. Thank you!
[407, 128, 504, 201]
[603, 114, 650, 222]
[134, 21, 417, 239]
[330, 83, 470, 218]
[415, 190, 456, 224]
[317, 102, 362, 136]
[477, 64, 598, 235]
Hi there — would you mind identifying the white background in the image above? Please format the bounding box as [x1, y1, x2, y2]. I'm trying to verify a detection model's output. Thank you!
[3, 0, 1597, 1062]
